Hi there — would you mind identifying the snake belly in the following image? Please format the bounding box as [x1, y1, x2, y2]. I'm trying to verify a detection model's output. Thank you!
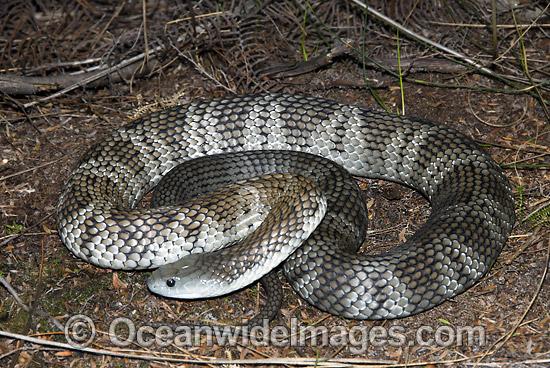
[56, 94, 515, 320]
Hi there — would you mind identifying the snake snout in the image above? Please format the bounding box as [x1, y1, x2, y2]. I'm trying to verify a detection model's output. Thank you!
[146, 274, 180, 296]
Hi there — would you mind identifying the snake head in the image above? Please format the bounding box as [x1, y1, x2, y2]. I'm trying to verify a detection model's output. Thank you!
[146, 255, 226, 299]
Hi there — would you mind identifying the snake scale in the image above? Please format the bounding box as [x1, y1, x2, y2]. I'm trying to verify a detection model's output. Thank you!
[56, 94, 515, 320]
[147, 150, 369, 323]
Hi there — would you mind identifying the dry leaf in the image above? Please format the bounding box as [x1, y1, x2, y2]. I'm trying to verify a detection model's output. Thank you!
[112, 272, 128, 289]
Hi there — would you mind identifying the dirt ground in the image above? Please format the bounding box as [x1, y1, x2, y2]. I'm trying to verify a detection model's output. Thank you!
[1, 1, 549, 367]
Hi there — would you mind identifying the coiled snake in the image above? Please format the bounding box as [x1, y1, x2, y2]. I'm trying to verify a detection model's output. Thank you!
[56, 94, 515, 320]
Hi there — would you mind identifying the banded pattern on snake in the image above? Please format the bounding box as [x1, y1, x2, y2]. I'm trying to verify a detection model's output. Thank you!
[56, 94, 515, 320]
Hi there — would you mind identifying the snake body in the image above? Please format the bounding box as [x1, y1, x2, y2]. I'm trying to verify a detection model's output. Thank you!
[56, 94, 515, 320]
[147, 150, 368, 296]
[147, 150, 368, 322]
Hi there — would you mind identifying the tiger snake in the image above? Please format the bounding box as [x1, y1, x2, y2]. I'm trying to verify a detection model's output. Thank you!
[56, 94, 515, 320]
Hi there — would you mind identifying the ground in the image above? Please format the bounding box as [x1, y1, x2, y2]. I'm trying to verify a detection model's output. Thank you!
[1, 1, 549, 367]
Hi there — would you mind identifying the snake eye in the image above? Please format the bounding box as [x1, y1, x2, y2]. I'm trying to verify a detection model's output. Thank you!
[166, 278, 176, 287]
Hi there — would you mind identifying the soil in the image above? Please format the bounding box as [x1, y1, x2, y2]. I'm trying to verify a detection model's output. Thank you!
[1, 1, 549, 367]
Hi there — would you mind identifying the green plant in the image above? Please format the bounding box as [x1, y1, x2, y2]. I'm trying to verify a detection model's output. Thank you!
[523, 199, 550, 230]
[6, 221, 24, 235]
[516, 185, 525, 220]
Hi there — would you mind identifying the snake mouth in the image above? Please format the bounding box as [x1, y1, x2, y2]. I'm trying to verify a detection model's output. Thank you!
[147, 279, 214, 299]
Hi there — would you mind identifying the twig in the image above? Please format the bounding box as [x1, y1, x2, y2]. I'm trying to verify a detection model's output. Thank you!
[140, 0, 150, 71]
[491, 0, 498, 60]
[0, 277, 28, 313]
[0, 330, 192, 364]
[14, 58, 102, 74]
[426, 21, 550, 29]
[0, 157, 65, 182]
[0, 330, 396, 365]
[263, 44, 468, 79]
[0, 329, 499, 366]
[349, 0, 495, 75]
[0, 212, 54, 247]
[0, 275, 64, 331]
[0, 346, 28, 360]
[510, 6, 550, 122]
[466, 90, 527, 128]
[21, 44, 162, 109]
[4, 328, 550, 367]
[171, 43, 236, 94]
[474, 238, 550, 366]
